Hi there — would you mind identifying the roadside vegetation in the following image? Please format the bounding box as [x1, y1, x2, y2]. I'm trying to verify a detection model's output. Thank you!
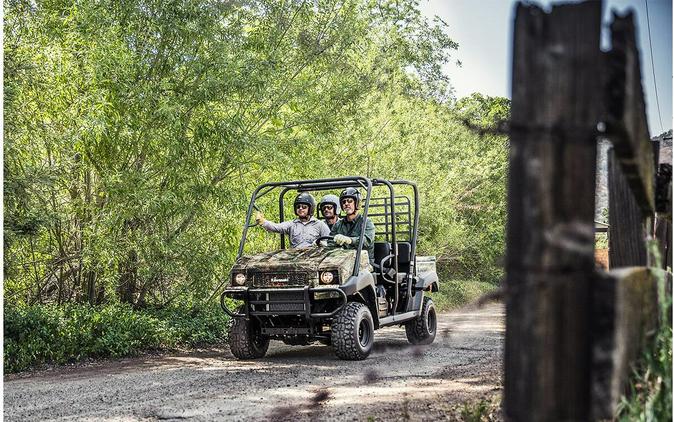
[617, 320, 672, 421]
[457, 395, 502, 422]
[429, 279, 498, 313]
[4, 303, 229, 373]
[617, 246, 672, 420]
[5, 0, 508, 372]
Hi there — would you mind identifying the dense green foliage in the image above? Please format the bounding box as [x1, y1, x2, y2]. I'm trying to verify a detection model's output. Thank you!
[4, 302, 229, 373]
[429, 279, 496, 313]
[5, 0, 508, 311]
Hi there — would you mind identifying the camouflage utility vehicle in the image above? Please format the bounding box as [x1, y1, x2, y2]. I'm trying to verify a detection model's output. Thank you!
[221, 177, 439, 360]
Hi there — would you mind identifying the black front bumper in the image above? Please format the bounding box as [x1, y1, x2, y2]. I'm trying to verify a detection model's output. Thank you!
[220, 286, 347, 319]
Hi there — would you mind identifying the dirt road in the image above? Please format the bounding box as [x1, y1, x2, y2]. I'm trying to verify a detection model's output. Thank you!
[4, 303, 504, 421]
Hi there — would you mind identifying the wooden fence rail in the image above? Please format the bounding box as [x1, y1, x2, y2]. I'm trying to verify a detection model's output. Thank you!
[505, 1, 671, 420]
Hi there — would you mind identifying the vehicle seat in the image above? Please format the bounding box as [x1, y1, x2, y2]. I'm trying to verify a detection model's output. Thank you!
[373, 242, 391, 265]
[396, 242, 412, 273]
[373, 242, 395, 282]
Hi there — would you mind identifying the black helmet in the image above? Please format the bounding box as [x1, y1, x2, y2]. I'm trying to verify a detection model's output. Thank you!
[339, 187, 362, 210]
[294, 192, 316, 215]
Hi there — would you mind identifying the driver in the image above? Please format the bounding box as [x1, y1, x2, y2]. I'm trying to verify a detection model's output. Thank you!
[330, 188, 376, 266]
[318, 194, 341, 230]
[255, 193, 330, 248]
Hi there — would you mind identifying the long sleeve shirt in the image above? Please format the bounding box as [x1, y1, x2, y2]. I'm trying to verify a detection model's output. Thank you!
[330, 214, 376, 264]
[261, 217, 331, 248]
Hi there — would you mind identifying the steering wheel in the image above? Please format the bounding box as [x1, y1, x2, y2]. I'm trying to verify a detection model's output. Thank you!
[315, 235, 334, 246]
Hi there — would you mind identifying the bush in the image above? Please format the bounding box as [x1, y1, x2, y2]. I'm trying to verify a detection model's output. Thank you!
[4, 303, 230, 373]
[429, 278, 498, 312]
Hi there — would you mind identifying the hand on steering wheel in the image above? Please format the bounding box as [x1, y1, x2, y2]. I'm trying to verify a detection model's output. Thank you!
[315, 235, 334, 246]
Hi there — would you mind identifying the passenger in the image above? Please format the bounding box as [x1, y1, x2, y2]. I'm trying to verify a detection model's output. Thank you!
[318, 194, 341, 230]
[255, 193, 330, 248]
[330, 188, 376, 266]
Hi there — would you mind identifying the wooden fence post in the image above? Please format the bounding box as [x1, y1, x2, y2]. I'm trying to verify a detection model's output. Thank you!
[604, 12, 656, 214]
[608, 147, 648, 267]
[590, 9, 666, 419]
[590, 268, 659, 418]
[505, 2, 602, 420]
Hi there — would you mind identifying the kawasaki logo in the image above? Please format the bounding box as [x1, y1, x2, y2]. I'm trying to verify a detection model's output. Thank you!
[271, 277, 289, 283]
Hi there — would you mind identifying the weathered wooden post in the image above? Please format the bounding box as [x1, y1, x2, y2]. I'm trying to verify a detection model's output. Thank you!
[608, 147, 648, 266]
[589, 11, 664, 418]
[505, 2, 602, 420]
[506, 0, 670, 419]
[605, 11, 656, 269]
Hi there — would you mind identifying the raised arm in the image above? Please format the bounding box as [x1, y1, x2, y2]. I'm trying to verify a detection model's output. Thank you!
[256, 211, 292, 234]
[260, 220, 292, 234]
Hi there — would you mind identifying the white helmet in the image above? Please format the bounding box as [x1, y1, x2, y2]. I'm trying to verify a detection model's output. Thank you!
[318, 194, 341, 216]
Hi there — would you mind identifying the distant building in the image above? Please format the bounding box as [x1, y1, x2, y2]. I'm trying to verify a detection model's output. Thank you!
[595, 138, 611, 222]
[652, 130, 672, 165]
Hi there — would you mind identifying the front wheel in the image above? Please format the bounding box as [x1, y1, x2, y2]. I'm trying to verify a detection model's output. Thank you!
[405, 296, 437, 345]
[229, 313, 269, 359]
[331, 302, 375, 360]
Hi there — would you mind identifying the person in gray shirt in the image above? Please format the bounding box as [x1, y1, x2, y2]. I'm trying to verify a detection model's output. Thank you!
[255, 193, 330, 248]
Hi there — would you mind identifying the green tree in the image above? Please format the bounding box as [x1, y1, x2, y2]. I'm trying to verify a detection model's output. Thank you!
[8, 0, 491, 307]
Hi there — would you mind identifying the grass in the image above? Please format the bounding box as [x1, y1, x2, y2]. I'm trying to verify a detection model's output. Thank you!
[616, 242, 672, 420]
[616, 301, 671, 420]
[4, 277, 499, 374]
[429, 278, 499, 312]
[457, 395, 502, 421]
[4, 302, 230, 373]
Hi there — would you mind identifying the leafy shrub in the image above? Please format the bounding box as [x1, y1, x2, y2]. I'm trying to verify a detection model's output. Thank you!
[429, 278, 498, 312]
[4, 303, 229, 373]
[455, 395, 501, 421]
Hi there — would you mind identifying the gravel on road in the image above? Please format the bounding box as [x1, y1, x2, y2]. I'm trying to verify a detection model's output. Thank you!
[4, 303, 504, 421]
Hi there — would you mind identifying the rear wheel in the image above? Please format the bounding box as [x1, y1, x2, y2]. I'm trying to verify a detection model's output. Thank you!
[229, 312, 269, 359]
[405, 296, 437, 345]
[331, 302, 374, 360]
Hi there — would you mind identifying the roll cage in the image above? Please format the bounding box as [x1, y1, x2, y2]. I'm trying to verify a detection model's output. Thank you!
[237, 176, 421, 280]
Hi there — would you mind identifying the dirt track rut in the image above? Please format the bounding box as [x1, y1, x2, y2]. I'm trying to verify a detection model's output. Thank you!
[4, 303, 504, 421]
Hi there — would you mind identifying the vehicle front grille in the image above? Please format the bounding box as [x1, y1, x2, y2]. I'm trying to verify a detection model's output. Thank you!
[250, 290, 306, 313]
[251, 271, 311, 287]
[267, 291, 305, 312]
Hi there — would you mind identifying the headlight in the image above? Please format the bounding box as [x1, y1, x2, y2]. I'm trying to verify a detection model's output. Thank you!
[234, 273, 246, 286]
[320, 271, 334, 284]
[314, 290, 342, 300]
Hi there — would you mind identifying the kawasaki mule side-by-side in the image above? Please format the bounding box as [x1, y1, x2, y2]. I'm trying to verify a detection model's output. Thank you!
[220, 177, 439, 360]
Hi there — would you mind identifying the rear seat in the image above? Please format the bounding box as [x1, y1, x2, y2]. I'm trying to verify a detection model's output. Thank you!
[396, 242, 411, 273]
[373, 242, 391, 268]
[373, 241, 412, 275]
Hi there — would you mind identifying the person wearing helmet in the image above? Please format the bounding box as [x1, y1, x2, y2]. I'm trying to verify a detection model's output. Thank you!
[330, 187, 376, 266]
[255, 193, 330, 248]
[318, 194, 341, 230]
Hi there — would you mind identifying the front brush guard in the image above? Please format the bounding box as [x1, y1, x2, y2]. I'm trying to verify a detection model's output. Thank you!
[220, 286, 347, 319]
